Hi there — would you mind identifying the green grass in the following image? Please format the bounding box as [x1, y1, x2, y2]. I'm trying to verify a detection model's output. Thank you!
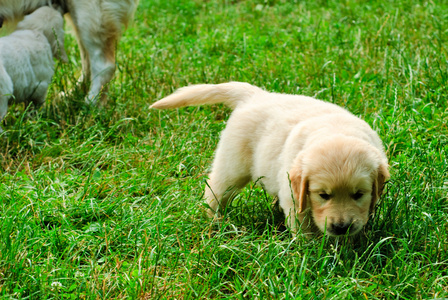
[1, 0, 448, 298]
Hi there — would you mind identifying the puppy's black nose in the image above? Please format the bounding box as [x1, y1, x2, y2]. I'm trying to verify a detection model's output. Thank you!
[330, 222, 350, 235]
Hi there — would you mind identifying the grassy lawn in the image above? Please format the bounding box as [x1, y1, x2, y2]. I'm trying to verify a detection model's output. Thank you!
[1, 0, 448, 298]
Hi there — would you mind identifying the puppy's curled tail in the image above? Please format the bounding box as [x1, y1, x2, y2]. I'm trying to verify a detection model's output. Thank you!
[151, 82, 263, 110]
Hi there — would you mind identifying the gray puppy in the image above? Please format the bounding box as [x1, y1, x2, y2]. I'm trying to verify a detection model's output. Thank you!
[0, 6, 67, 133]
[0, 0, 139, 105]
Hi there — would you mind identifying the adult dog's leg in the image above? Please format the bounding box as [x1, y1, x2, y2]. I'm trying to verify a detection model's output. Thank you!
[66, 9, 116, 104]
[65, 15, 91, 94]
[85, 34, 117, 105]
[66, 0, 139, 105]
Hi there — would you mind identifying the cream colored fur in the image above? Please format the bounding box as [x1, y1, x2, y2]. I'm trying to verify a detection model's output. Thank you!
[0, 0, 139, 104]
[151, 82, 390, 237]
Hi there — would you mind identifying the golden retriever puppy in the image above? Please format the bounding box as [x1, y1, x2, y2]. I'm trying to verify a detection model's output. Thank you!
[0, 0, 139, 104]
[0, 6, 66, 133]
[151, 82, 390, 237]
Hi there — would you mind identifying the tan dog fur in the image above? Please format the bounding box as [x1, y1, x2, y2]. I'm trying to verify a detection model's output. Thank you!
[151, 82, 390, 237]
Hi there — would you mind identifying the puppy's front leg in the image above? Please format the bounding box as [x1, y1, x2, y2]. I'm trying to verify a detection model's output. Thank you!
[0, 71, 13, 133]
[0, 96, 6, 133]
[279, 190, 314, 237]
[282, 207, 315, 237]
[0, 95, 8, 126]
[281, 203, 299, 235]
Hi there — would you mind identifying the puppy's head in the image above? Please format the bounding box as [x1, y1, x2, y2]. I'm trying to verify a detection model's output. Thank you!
[290, 136, 389, 237]
[16, 6, 68, 62]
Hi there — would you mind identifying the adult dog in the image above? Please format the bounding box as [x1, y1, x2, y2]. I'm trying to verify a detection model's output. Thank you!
[151, 82, 390, 237]
[0, 0, 139, 104]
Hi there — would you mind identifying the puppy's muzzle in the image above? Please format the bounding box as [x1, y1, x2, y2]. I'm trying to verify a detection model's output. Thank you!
[329, 221, 357, 236]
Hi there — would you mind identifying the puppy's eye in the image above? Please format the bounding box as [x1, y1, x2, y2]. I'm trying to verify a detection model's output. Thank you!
[319, 193, 331, 200]
[352, 191, 364, 200]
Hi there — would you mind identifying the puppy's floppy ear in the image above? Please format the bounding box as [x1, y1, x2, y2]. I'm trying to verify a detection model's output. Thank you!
[371, 162, 390, 211]
[289, 162, 308, 213]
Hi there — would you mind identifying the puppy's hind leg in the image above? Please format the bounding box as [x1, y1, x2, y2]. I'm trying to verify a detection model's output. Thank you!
[204, 172, 251, 219]
[203, 138, 252, 219]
